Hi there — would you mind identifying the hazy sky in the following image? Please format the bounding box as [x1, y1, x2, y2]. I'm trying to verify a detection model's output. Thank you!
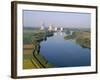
[23, 10, 91, 28]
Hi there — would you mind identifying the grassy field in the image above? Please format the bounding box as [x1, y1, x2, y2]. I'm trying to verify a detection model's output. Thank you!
[23, 48, 43, 69]
[23, 48, 36, 69]
[64, 31, 91, 48]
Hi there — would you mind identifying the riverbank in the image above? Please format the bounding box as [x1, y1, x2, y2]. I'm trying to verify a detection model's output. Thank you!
[64, 31, 90, 48]
[23, 29, 54, 69]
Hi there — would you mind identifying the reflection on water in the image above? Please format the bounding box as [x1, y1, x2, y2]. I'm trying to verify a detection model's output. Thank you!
[40, 31, 91, 67]
[54, 32, 65, 36]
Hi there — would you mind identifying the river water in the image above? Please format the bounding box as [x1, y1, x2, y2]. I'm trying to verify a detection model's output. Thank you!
[40, 32, 90, 67]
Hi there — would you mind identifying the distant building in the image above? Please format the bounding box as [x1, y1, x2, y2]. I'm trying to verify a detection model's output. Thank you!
[40, 23, 64, 32]
[40, 25, 44, 30]
[54, 27, 57, 31]
[40, 22, 45, 30]
[48, 25, 53, 31]
[60, 27, 63, 31]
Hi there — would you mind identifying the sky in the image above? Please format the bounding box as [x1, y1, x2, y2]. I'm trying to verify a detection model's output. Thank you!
[23, 10, 91, 28]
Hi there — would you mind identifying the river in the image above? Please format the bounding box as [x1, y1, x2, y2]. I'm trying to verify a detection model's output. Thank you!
[40, 31, 90, 67]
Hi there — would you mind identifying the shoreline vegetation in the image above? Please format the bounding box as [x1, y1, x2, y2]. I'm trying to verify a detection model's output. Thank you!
[64, 31, 91, 48]
[23, 29, 54, 69]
